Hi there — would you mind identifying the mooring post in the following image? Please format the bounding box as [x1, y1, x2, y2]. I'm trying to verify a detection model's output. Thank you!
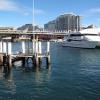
[35, 39, 38, 55]
[8, 55, 12, 70]
[46, 41, 50, 68]
[32, 37, 36, 68]
[22, 57, 25, 67]
[2, 42, 8, 72]
[47, 41, 50, 53]
[38, 41, 42, 54]
[27, 40, 30, 54]
[0, 41, 3, 65]
[8, 42, 12, 70]
[3, 42, 7, 54]
[0, 41, 3, 53]
[35, 41, 38, 67]
[35, 35, 39, 67]
[32, 55, 36, 67]
[38, 41, 42, 66]
[8, 42, 12, 55]
[46, 55, 50, 68]
[22, 41, 25, 54]
[32, 35, 35, 54]
[3, 54, 8, 73]
[36, 53, 39, 67]
[32, 39, 35, 54]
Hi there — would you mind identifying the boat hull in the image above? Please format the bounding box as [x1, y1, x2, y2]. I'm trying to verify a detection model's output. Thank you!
[95, 41, 100, 47]
[62, 41, 96, 48]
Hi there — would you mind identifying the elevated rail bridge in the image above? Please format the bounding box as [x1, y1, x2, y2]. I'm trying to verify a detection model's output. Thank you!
[0, 30, 67, 40]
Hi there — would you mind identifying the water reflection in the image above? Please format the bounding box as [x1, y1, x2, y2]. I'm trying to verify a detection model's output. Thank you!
[0, 67, 3, 79]
[4, 71, 16, 94]
[3, 70, 16, 95]
[33, 66, 51, 85]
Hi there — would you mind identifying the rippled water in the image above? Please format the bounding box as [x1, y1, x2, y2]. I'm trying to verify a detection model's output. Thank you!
[0, 42, 100, 100]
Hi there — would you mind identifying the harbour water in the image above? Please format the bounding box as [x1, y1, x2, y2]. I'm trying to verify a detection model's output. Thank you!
[0, 42, 100, 100]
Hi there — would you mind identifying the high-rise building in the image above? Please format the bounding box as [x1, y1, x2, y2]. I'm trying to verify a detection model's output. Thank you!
[44, 13, 81, 31]
[44, 20, 56, 31]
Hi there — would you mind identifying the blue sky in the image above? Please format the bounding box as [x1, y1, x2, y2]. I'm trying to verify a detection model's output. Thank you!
[34, 0, 100, 27]
[0, 0, 33, 27]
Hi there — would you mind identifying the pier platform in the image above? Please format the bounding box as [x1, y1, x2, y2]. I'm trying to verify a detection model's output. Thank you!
[0, 33, 51, 73]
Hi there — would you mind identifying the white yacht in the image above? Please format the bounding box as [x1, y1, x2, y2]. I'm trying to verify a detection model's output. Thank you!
[62, 28, 100, 48]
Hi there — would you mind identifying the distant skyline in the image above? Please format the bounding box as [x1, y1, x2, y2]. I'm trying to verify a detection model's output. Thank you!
[34, 0, 100, 27]
[0, 0, 33, 27]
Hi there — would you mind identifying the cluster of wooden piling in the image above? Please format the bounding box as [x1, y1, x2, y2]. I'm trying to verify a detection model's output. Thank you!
[0, 36, 51, 73]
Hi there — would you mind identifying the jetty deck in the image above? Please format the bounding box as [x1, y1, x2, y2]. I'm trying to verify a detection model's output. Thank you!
[0, 31, 52, 72]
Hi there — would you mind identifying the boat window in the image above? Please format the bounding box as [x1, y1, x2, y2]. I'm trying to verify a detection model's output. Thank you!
[67, 39, 71, 42]
[70, 34, 98, 36]
[70, 34, 83, 36]
[84, 34, 98, 36]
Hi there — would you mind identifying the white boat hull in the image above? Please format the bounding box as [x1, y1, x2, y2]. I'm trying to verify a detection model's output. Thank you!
[84, 36, 100, 47]
[96, 42, 100, 47]
[62, 41, 96, 48]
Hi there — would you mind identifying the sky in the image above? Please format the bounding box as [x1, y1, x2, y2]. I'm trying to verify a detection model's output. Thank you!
[0, 0, 33, 27]
[34, 0, 100, 27]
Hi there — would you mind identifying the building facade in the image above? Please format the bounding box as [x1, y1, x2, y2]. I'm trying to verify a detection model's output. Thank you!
[44, 20, 56, 31]
[44, 14, 81, 31]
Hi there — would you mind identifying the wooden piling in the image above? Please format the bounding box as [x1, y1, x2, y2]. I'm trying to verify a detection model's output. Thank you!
[22, 41, 25, 54]
[32, 39, 35, 54]
[32, 55, 36, 67]
[35, 41, 38, 54]
[32, 35, 35, 54]
[46, 55, 50, 68]
[46, 41, 50, 68]
[38, 41, 42, 66]
[7, 42, 12, 55]
[0, 41, 3, 53]
[8, 55, 12, 70]
[22, 57, 26, 67]
[47, 41, 50, 53]
[38, 41, 42, 54]
[0, 54, 3, 65]
[0, 41, 3, 65]
[3, 42, 7, 53]
[36, 54, 39, 67]
[3, 54, 9, 73]
[3, 54, 7, 66]
[38, 57, 42, 67]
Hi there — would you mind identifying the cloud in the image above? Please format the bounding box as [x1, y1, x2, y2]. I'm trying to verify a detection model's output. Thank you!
[79, 8, 100, 18]
[0, 0, 18, 11]
[0, 0, 32, 16]
[89, 8, 100, 13]
[20, 6, 32, 16]
[34, 9, 44, 14]
[97, 18, 100, 21]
